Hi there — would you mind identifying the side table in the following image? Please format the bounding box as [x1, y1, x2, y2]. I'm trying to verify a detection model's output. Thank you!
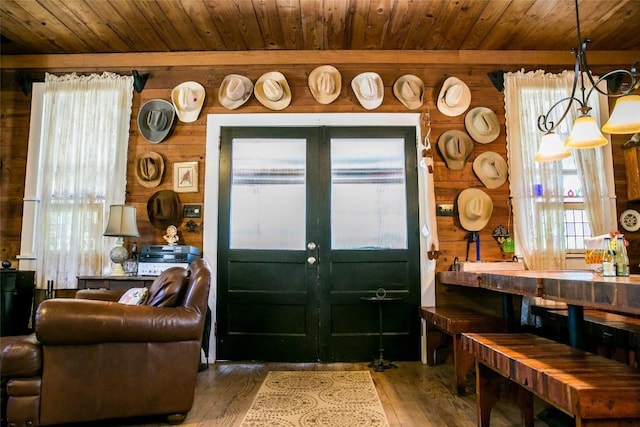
[77, 276, 156, 291]
[361, 290, 403, 372]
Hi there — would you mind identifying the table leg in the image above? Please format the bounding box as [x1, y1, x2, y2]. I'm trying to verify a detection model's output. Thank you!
[502, 294, 515, 332]
[567, 305, 584, 349]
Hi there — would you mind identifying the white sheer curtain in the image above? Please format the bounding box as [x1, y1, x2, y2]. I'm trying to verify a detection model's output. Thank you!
[505, 70, 616, 324]
[35, 72, 133, 288]
[505, 70, 570, 271]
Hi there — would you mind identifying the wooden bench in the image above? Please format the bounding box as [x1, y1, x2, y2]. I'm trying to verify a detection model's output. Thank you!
[532, 305, 640, 367]
[419, 306, 506, 395]
[462, 332, 640, 426]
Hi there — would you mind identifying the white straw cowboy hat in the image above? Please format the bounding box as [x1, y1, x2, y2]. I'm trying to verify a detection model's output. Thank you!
[438, 130, 475, 170]
[458, 188, 493, 232]
[393, 74, 424, 110]
[171, 81, 206, 123]
[351, 72, 384, 110]
[135, 151, 164, 188]
[473, 151, 508, 189]
[437, 76, 471, 117]
[137, 99, 175, 143]
[308, 65, 342, 104]
[218, 74, 253, 110]
[465, 107, 500, 143]
[254, 71, 292, 110]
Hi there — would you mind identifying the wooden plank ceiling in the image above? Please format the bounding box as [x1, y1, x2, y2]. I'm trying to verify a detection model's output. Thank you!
[1, 0, 639, 56]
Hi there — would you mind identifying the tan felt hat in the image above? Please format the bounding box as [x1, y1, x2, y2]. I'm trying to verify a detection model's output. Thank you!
[308, 65, 341, 104]
[465, 107, 500, 143]
[458, 188, 493, 232]
[438, 130, 475, 170]
[135, 151, 164, 188]
[219, 74, 253, 110]
[254, 71, 292, 111]
[393, 74, 424, 110]
[473, 151, 507, 189]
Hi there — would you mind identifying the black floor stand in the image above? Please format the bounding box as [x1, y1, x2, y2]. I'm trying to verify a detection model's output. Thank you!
[362, 294, 401, 372]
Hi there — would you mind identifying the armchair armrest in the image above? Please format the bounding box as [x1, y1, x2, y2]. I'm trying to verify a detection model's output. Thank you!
[35, 299, 203, 345]
[75, 289, 125, 302]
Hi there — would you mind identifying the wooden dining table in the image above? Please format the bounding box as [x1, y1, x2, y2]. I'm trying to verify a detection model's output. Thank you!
[438, 269, 640, 349]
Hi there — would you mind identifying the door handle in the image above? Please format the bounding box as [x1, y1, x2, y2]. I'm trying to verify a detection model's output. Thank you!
[307, 242, 317, 250]
[307, 256, 317, 265]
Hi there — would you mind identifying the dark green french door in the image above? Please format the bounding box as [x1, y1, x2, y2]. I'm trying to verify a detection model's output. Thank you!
[217, 126, 420, 362]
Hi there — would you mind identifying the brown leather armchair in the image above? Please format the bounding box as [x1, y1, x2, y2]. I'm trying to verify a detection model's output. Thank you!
[1, 258, 211, 427]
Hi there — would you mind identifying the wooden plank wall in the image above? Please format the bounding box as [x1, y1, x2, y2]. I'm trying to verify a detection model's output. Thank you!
[1, 53, 638, 308]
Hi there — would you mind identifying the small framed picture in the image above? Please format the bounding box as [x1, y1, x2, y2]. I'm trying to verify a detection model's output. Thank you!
[173, 161, 198, 193]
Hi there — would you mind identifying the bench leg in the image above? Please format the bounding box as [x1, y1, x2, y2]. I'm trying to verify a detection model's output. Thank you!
[425, 325, 448, 366]
[516, 385, 534, 427]
[453, 333, 474, 395]
[476, 361, 501, 427]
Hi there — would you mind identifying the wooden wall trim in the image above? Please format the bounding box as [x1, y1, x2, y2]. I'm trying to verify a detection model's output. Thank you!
[2, 50, 638, 70]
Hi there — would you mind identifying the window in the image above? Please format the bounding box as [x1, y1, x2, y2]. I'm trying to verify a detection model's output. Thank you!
[20, 74, 133, 288]
[505, 70, 616, 270]
[561, 155, 591, 251]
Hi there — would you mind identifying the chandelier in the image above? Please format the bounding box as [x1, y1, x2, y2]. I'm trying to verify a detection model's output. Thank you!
[535, 0, 640, 162]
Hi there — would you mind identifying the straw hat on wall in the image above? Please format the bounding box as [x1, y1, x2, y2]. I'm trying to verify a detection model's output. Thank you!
[438, 130, 474, 170]
[254, 71, 292, 111]
[308, 65, 341, 104]
[465, 107, 500, 143]
[437, 76, 471, 117]
[458, 188, 493, 231]
[473, 151, 508, 189]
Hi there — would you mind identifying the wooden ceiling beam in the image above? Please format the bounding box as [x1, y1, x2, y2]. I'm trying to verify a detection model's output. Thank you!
[2, 50, 637, 70]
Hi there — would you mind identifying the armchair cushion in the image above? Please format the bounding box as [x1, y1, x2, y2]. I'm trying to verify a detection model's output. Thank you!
[146, 267, 187, 307]
[118, 287, 148, 305]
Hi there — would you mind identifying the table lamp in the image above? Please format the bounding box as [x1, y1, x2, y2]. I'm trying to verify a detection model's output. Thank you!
[104, 205, 140, 276]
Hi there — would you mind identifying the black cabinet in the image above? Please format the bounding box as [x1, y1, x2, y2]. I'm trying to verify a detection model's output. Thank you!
[1, 270, 35, 336]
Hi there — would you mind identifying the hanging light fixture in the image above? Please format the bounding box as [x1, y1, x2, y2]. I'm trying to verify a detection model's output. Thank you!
[535, 0, 639, 162]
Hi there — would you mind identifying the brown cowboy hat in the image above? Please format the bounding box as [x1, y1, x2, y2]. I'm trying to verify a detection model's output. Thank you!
[135, 151, 164, 188]
[147, 190, 181, 230]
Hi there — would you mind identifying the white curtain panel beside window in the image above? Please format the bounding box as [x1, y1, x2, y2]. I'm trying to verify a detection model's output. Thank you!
[504, 69, 615, 270]
[32, 72, 133, 288]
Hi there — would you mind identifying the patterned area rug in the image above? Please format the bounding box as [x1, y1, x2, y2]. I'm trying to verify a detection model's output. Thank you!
[240, 370, 389, 427]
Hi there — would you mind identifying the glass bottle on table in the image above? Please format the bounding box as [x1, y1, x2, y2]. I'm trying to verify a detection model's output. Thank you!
[124, 242, 139, 276]
[615, 235, 630, 277]
[602, 237, 616, 277]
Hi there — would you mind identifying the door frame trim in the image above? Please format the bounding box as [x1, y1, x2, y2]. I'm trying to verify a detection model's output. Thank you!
[204, 113, 439, 361]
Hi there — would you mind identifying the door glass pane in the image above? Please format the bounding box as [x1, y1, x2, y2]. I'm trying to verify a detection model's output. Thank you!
[230, 138, 306, 250]
[331, 138, 407, 249]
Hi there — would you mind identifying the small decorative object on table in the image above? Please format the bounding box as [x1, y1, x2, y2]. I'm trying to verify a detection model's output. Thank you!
[163, 225, 180, 246]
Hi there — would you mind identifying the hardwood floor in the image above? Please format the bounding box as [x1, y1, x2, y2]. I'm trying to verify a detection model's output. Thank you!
[94, 361, 561, 427]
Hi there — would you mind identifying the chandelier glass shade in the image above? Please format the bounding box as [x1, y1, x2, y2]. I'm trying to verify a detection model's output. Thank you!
[535, 0, 639, 162]
[601, 95, 640, 134]
[564, 114, 609, 149]
[535, 132, 571, 162]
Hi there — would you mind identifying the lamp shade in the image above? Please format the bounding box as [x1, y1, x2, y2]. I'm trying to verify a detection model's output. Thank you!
[601, 95, 640, 134]
[104, 205, 140, 237]
[535, 132, 572, 162]
[564, 114, 608, 149]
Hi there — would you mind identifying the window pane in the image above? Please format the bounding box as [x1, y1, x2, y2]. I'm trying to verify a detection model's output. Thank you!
[331, 138, 407, 249]
[564, 208, 591, 250]
[229, 138, 306, 250]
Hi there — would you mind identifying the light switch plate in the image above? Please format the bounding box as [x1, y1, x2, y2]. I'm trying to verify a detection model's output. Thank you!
[183, 205, 202, 218]
[436, 204, 454, 217]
